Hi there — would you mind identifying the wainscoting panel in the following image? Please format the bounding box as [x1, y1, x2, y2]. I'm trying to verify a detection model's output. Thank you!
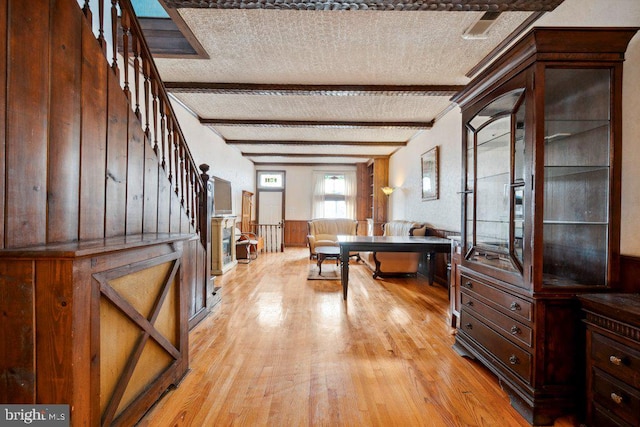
[284, 220, 309, 247]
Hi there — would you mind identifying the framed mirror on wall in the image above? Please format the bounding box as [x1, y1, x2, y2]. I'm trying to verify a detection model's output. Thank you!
[421, 146, 439, 201]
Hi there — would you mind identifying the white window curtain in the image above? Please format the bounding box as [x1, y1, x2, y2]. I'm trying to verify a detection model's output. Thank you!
[311, 171, 326, 219]
[311, 171, 356, 219]
[344, 171, 357, 219]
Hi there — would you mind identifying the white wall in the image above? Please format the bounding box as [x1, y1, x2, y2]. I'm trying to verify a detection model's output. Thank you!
[170, 98, 255, 216]
[388, 0, 640, 254]
[388, 109, 462, 232]
[621, 34, 640, 255]
[256, 164, 357, 220]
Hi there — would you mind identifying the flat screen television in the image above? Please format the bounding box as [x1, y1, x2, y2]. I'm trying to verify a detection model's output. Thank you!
[212, 176, 233, 216]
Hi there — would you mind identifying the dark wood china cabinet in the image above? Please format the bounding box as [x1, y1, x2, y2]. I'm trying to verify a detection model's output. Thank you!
[451, 27, 638, 425]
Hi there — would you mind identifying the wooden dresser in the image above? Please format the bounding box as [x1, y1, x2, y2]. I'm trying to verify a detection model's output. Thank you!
[579, 294, 640, 427]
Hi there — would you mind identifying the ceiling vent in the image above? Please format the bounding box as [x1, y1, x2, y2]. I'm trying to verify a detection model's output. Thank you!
[462, 12, 501, 40]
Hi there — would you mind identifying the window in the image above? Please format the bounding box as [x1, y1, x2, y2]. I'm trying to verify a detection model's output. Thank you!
[257, 171, 285, 190]
[323, 175, 347, 218]
[312, 171, 356, 219]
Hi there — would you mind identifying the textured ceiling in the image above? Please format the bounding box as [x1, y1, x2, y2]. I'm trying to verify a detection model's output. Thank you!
[171, 93, 454, 121]
[153, 3, 558, 165]
[156, 10, 532, 85]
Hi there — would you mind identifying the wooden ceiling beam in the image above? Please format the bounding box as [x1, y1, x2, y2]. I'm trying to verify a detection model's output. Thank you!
[253, 162, 360, 167]
[201, 118, 433, 129]
[242, 153, 388, 158]
[165, 82, 465, 96]
[227, 140, 407, 146]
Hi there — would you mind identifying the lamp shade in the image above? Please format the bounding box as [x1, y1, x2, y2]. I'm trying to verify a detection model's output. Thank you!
[381, 186, 395, 196]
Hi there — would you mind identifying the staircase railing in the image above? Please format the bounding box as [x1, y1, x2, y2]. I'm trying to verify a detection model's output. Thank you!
[80, 0, 207, 242]
[251, 222, 285, 252]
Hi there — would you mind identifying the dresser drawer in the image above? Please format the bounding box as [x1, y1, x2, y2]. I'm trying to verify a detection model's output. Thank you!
[461, 293, 532, 348]
[592, 402, 634, 427]
[460, 310, 532, 383]
[592, 332, 640, 389]
[460, 274, 532, 322]
[592, 368, 640, 426]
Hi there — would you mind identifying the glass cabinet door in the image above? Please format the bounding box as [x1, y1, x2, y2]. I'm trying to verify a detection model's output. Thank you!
[465, 89, 525, 273]
[543, 68, 611, 286]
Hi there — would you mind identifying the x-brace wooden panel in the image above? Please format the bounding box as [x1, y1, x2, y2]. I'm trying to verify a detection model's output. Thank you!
[93, 251, 182, 426]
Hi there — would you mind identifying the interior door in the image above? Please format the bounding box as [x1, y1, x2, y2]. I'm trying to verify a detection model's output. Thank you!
[257, 190, 284, 251]
[241, 190, 253, 232]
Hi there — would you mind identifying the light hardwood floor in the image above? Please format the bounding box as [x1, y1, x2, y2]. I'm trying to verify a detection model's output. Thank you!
[139, 248, 579, 426]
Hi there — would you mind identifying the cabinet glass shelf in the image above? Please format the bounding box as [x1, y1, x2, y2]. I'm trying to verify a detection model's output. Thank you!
[477, 130, 510, 148]
[545, 165, 608, 177]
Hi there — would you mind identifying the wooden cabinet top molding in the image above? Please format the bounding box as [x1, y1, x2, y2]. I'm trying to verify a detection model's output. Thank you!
[0, 233, 195, 259]
[579, 293, 640, 329]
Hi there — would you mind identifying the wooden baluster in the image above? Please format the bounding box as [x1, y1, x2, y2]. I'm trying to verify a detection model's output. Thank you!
[191, 165, 196, 221]
[133, 36, 141, 119]
[190, 172, 196, 228]
[143, 60, 151, 140]
[180, 145, 186, 206]
[152, 78, 159, 154]
[167, 118, 177, 184]
[174, 142, 179, 199]
[174, 138, 180, 196]
[82, 0, 92, 20]
[111, 0, 118, 75]
[121, 6, 130, 99]
[98, 0, 106, 51]
[185, 161, 191, 217]
[159, 98, 166, 169]
[162, 114, 174, 175]
[199, 164, 211, 248]
[167, 119, 174, 183]
[168, 132, 174, 194]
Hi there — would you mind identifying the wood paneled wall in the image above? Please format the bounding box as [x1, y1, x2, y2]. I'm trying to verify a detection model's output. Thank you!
[0, 0, 192, 249]
[284, 220, 309, 247]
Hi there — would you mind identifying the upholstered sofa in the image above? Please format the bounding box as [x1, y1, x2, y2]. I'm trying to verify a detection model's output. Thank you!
[307, 218, 358, 259]
[362, 220, 429, 278]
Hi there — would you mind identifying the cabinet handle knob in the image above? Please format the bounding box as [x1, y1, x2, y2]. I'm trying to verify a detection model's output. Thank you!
[508, 355, 519, 365]
[609, 355, 623, 366]
[510, 302, 520, 311]
[510, 326, 521, 335]
[466, 301, 474, 307]
[464, 282, 473, 289]
[465, 323, 473, 329]
[610, 393, 623, 405]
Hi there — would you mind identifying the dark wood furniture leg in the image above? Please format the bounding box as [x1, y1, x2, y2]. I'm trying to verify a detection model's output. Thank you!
[341, 246, 349, 300]
[428, 252, 436, 286]
[317, 253, 325, 275]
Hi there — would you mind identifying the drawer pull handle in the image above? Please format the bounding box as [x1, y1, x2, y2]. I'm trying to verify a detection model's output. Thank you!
[465, 323, 473, 330]
[508, 355, 519, 365]
[464, 282, 473, 289]
[610, 393, 623, 405]
[466, 301, 474, 307]
[609, 355, 623, 366]
[509, 302, 521, 311]
[510, 326, 521, 335]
